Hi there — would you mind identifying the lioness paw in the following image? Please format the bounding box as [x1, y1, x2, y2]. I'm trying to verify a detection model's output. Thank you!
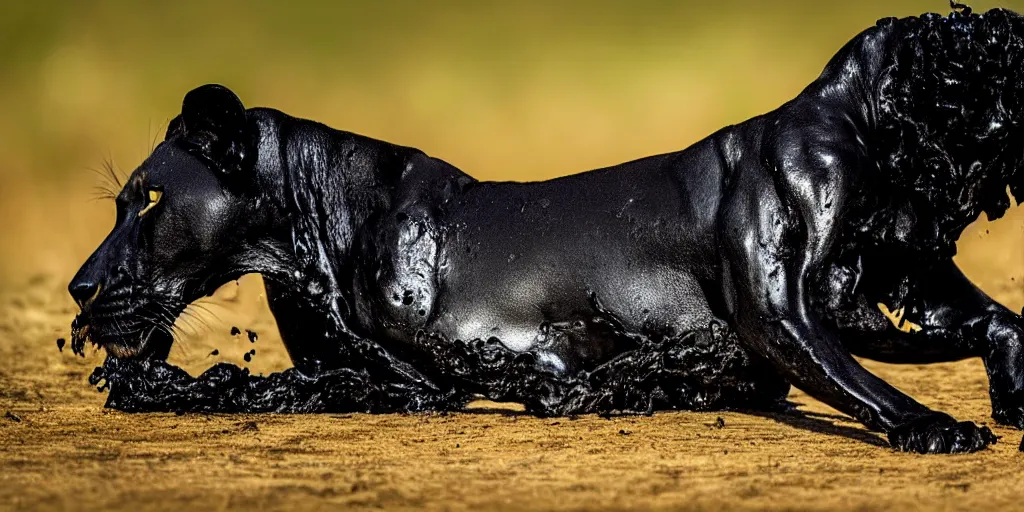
[888, 413, 997, 454]
[991, 390, 1024, 429]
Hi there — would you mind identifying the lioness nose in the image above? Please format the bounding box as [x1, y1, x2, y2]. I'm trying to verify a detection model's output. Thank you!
[69, 280, 101, 309]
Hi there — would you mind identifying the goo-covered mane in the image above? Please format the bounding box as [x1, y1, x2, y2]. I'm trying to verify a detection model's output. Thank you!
[873, 7, 1024, 252]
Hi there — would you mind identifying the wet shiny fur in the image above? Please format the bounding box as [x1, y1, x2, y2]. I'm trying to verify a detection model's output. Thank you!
[71, 7, 1024, 453]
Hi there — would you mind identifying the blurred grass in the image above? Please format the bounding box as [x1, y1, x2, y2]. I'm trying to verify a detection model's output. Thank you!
[0, 0, 1021, 303]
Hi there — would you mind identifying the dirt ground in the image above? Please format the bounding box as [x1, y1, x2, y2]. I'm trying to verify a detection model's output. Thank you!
[1, 208, 1023, 511]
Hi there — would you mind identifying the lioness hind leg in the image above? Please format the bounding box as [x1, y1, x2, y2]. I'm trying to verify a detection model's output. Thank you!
[841, 260, 1024, 428]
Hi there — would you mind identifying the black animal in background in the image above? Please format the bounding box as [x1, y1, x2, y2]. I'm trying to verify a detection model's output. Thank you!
[70, 7, 1024, 453]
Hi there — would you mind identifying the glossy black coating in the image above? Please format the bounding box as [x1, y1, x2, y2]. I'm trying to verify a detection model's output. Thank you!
[70, 7, 1024, 453]
[88, 321, 788, 416]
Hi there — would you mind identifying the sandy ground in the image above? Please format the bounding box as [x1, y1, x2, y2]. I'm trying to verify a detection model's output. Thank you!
[1, 208, 1023, 511]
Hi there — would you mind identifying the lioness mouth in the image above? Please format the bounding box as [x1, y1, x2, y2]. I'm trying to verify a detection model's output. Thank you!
[69, 317, 164, 359]
[69, 317, 91, 357]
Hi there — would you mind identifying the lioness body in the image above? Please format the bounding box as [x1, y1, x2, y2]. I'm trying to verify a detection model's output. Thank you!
[71, 8, 1024, 453]
[354, 141, 727, 372]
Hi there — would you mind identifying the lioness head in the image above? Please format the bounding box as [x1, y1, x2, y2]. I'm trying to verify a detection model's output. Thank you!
[68, 84, 273, 358]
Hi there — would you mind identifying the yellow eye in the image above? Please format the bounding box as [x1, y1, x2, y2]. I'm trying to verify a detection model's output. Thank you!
[138, 189, 162, 217]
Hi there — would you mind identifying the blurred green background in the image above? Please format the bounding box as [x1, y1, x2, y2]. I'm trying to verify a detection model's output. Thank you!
[0, 0, 1021, 301]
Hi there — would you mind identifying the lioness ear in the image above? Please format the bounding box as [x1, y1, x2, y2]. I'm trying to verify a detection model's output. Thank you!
[168, 84, 254, 176]
[165, 115, 184, 140]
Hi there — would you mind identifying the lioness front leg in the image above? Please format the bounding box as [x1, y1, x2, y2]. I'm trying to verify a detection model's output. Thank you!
[264, 280, 441, 394]
[719, 139, 995, 453]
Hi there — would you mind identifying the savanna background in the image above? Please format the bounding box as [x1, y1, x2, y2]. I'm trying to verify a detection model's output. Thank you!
[2, 1, 1024, 510]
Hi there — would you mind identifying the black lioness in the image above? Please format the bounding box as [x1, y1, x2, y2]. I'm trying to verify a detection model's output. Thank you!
[70, 8, 1024, 453]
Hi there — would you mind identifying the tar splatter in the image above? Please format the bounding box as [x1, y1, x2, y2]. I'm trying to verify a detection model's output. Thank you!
[56, 338, 65, 352]
[230, 326, 241, 336]
[85, 322, 791, 417]
[88, 356, 461, 414]
[209, 349, 219, 357]
[246, 330, 258, 343]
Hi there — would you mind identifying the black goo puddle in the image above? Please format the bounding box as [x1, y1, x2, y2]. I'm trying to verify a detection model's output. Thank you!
[81, 323, 791, 417]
